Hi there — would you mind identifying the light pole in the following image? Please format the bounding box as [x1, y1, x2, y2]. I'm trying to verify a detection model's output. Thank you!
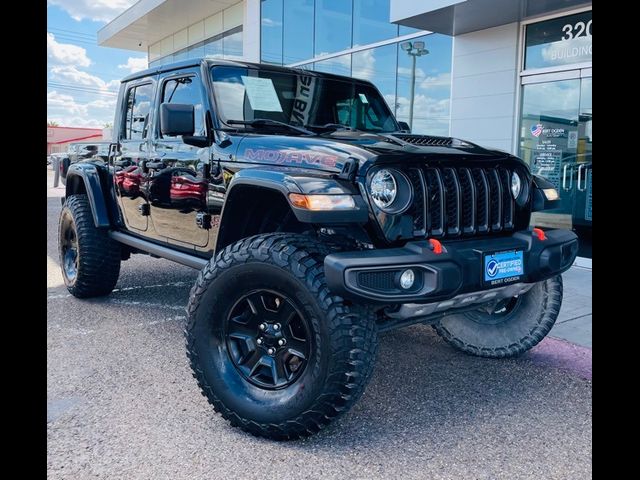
[400, 41, 429, 131]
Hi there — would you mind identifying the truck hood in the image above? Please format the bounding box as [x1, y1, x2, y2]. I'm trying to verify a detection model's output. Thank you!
[233, 130, 520, 175]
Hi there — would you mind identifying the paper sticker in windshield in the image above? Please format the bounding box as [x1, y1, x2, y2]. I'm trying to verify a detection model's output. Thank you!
[358, 93, 369, 104]
[240, 76, 283, 112]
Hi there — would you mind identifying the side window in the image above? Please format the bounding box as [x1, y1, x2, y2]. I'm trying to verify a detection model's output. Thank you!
[123, 83, 153, 140]
[160, 76, 205, 138]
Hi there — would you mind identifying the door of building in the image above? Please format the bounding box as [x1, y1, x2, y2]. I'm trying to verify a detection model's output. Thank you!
[519, 69, 592, 259]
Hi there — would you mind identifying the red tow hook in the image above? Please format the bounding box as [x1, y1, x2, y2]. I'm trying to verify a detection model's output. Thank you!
[428, 238, 443, 254]
[532, 227, 547, 241]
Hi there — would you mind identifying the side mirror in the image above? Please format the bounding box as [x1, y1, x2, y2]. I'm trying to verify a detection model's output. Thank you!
[160, 103, 195, 136]
[397, 121, 411, 133]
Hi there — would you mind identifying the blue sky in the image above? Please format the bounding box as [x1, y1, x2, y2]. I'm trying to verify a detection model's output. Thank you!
[47, 0, 145, 128]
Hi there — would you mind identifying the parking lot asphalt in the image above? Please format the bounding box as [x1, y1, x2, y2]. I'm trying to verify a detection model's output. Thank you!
[47, 169, 591, 480]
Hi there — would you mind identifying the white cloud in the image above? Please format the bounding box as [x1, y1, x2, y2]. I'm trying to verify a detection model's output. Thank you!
[522, 81, 580, 115]
[118, 57, 148, 74]
[261, 18, 282, 28]
[48, 90, 88, 117]
[50, 65, 119, 92]
[390, 93, 451, 136]
[351, 49, 376, 81]
[48, 90, 116, 128]
[47, 33, 91, 67]
[419, 72, 451, 91]
[47, 0, 136, 22]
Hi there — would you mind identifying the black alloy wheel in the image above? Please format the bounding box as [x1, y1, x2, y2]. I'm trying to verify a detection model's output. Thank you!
[59, 212, 79, 283]
[225, 289, 311, 389]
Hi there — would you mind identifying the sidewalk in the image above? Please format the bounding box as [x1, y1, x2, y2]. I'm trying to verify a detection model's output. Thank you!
[550, 266, 592, 348]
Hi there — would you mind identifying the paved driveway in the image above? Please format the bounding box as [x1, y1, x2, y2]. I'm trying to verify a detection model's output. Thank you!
[47, 170, 591, 479]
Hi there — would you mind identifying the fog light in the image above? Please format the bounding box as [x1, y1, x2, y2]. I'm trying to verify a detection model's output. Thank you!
[399, 269, 415, 290]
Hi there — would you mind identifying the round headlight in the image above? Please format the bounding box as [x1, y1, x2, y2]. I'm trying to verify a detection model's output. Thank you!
[511, 171, 522, 199]
[370, 169, 397, 209]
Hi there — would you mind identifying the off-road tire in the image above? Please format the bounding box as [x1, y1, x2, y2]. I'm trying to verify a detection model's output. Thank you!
[433, 276, 563, 358]
[185, 233, 378, 440]
[58, 194, 121, 298]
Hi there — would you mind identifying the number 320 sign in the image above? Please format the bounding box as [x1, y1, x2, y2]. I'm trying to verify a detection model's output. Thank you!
[561, 18, 593, 40]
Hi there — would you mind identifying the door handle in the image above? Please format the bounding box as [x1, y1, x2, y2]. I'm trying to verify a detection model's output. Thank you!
[137, 204, 150, 216]
[577, 164, 587, 192]
[562, 164, 573, 191]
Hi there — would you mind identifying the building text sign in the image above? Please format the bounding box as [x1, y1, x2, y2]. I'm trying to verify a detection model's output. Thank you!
[525, 11, 592, 70]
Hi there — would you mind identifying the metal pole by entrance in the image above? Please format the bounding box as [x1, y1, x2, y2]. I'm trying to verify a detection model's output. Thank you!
[400, 41, 429, 131]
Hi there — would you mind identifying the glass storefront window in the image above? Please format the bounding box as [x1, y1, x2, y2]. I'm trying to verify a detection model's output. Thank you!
[314, 54, 352, 77]
[395, 34, 452, 135]
[352, 44, 397, 108]
[524, 11, 592, 70]
[223, 29, 243, 59]
[283, 0, 314, 64]
[353, 0, 398, 47]
[188, 42, 205, 60]
[519, 75, 592, 257]
[173, 48, 189, 61]
[204, 36, 223, 58]
[261, 0, 283, 64]
[314, 0, 352, 57]
[399, 25, 421, 36]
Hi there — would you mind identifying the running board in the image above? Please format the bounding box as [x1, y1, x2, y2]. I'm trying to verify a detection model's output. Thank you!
[109, 231, 209, 270]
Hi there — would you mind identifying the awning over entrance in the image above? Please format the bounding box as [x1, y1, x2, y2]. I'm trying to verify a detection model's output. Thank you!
[390, 0, 591, 35]
[98, 0, 238, 51]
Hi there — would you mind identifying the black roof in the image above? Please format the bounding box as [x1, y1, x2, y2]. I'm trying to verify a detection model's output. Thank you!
[120, 58, 373, 86]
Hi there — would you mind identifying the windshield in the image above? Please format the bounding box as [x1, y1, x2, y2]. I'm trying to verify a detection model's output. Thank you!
[211, 66, 399, 133]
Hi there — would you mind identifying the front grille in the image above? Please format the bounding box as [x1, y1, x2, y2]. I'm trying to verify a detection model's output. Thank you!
[406, 166, 515, 238]
[393, 134, 453, 147]
[358, 270, 396, 291]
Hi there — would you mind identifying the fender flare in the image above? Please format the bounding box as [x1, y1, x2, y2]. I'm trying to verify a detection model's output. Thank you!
[64, 163, 111, 228]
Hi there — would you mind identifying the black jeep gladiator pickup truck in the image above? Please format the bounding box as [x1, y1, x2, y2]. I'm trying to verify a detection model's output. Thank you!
[58, 59, 578, 440]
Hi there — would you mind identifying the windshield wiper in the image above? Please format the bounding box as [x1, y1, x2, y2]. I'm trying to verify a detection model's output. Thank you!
[226, 119, 314, 135]
[305, 123, 354, 132]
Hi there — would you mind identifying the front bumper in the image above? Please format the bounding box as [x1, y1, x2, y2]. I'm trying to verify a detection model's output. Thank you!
[324, 228, 578, 304]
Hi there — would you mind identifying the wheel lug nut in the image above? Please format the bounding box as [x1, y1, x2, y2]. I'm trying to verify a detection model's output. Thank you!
[267, 348, 275, 356]
[274, 324, 281, 331]
[259, 323, 267, 331]
[256, 338, 263, 345]
[278, 339, 286, 346]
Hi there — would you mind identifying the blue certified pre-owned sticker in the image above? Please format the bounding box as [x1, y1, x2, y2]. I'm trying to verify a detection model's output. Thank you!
[484, 250, 524, 283]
